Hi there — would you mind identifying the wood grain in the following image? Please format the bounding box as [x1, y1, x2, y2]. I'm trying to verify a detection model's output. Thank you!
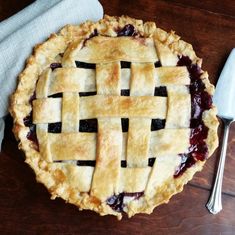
[1, 0, 235, 234]
[190, 123, 235, 196]
[167, 0, 235, 18]
[0, 0, 33, 21]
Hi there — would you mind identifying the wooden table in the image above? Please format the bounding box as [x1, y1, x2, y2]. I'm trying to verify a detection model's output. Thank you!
[1, 0, 235, 234]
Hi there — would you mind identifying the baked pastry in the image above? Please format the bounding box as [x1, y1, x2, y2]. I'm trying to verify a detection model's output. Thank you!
[10, 15, 219, 219]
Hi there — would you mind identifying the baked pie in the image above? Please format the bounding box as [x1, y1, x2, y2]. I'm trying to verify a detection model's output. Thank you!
[10, 15, 219, 219]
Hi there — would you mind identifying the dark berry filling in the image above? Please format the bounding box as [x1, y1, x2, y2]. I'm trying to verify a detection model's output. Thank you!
[148, 158, 156, 167]
[23, 113, 33, 127]
[75, 61, 96, 69]
[121, 61, 131, 68]
[174, 56, 212, 177]
[121, 160, 127, 167]
[151, 119, 165, 131]
[50, 63, 62, 70]
[29, 92, 36, 105]
[117, 24, 136, 37]
[89, 29, 98, 38]
[154, 86, 167, 97]
[77, 160, 96, 167]
[189, 124, 209, 161]
[79, 119, 98, 132]
[121, 118, 129, 132]
[79, 92, 97, 97]
[106, 192, 144, 212]
[154, 61, 162, 67]
[24, 94, 39, 150]
[83, 29, 99, 47]
[48, 122, 62, 133]
[174, 154, 196, 177]
[26, 124, 39, 151]
[190, 78, 212, 120]
[48, 93, 63, 98]
[121, 89, 130, 96]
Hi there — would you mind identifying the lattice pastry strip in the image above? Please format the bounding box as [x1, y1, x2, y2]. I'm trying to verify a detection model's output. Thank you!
[36, 128, 190, 162]
[149, 129, 190, 156]
[153, 35, 178, 66]
[91, 118, 122, 201]
[33, 98, 61, 123]
[165, 86, 191, 128]
[35, 67, 52, 162]
[118, 167, 152, 193]
[127, 118, 152, 167]
[96, 62, 121, 95]
[33, 96, 167, 123]
[66, 36, 158, 63]
[62, 92, 80, 132]
[127, 63, 155, 168]
[36, 124, 52, 162]
[38, 65, 190, 97]
[50, 132, 96, 161]
[36, 69, 51, 98]
[49, 68, 96, 95]
[53, 163, 94, 192]
[80, 95, 167, 119]
[145, 155, 181, 199]
[91, 61, 122, 201]
[155, 66, 190, 85]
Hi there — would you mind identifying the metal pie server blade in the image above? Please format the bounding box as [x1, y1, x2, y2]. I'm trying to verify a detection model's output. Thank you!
[206, 48, 235, 214]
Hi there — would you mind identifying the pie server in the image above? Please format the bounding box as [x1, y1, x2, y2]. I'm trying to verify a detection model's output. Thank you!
[206, 48, 235, 214]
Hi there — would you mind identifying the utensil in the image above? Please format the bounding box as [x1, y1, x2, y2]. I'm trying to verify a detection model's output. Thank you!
[206, 48, 235, 214]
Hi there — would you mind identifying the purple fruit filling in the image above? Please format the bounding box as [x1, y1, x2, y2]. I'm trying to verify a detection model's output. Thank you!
[117, 24, 136, 37]
[29, 92, 36, 105]
[154, 86, 167, 97]
[174, 56, 212, 177]
[82, 29, 99, 48]
[50, 63, 62, 70]
[154, 61, 162, 68]
[121, 160, 127, 167]
[121, 61, 131, 68]
[79, 119, 98, 132]
[121, 89, 130, 96]
[26, 124, 39, 151]
[48, 122, 62, 133]
[77, 160, 96, 167]
[75, 61, 96, 69]
[79, 92, 97, 97]
[121, 118, 129, 132]
[89, 29, 98, 38]
[48, 93, 63, 98]
[107, 192, 144, 212]
[23, 113, 33, 127]
[24, 94, 39, 150]
[151, 119, 165, 131]
[148, 157, 156, 167]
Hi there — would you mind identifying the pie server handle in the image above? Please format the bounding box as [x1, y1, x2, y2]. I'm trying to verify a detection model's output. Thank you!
[206, 117, 233, 214]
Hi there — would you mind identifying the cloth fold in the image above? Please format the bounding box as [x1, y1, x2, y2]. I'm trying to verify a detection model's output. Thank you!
[0, 0, 103, 150]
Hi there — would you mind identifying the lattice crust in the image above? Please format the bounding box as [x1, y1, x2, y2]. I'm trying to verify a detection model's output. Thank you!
[9, 15, 219, 220]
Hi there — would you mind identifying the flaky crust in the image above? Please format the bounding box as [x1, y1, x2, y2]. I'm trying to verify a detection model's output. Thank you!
[9, 15, 219, 220]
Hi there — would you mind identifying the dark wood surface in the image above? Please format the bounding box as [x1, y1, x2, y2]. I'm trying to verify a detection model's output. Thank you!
[1, 0, 235, 234]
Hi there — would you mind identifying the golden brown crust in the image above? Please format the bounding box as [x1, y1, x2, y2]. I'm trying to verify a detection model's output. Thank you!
[9, 15, 219, 220]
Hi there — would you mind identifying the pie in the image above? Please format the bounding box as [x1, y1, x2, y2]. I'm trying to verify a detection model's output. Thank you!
[9, 15, 219, 219]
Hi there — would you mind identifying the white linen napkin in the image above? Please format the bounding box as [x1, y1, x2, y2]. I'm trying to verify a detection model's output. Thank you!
[0, 0, 103, 150]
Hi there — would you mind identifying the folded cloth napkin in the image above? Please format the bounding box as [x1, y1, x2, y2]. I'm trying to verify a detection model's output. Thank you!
[0, 0, 103, 150]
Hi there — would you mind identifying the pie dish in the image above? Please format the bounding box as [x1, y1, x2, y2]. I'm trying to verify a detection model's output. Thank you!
[10, 15, 219, 219]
